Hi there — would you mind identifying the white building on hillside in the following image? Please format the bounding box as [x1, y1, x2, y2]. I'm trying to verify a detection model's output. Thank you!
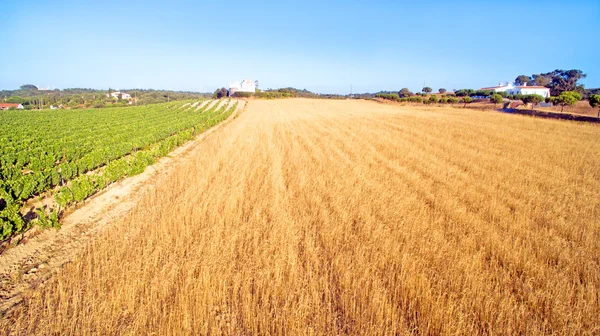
[107, 91, 132, 100]
[481, 82, 551, 98]
[229, 79, 256, 96]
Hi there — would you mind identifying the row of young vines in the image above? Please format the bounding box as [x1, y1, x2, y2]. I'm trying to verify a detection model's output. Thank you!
[0, 99, 237, 239]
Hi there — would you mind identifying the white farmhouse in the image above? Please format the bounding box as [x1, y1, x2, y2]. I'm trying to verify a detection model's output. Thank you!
[107, 91, 132, 100]
[229, 79, 256, 96]
[0, 103, 24, 110]
[481, 82, 551, 98]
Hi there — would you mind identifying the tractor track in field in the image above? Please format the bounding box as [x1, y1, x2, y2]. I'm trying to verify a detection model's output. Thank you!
[0, 99, 245, 315]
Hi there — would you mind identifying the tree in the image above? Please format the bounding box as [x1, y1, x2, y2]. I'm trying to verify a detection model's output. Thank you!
[455, 89, 474, 97]
[448, 97, 459, 105]
[117, 93, 123, 100]
[514, 75, 532, 86]
[6, 96, 24, 104]
[427, 95, 438, 104]
[531, 70, 586, 96]
[462, 96, 472, 107]
[532, 74, 551, 87]
[398, 88, 413, 98]
[521, 94, 544, 110]
[555, 91, 582, 112]
[422, 87, 432, 94]
[475, 90, 492, 97]
[20, 84, 38, 91]
[588, 94, 600, 117]
[213, 87, 228, 99]
[490, 94, 503, 107]
[438, 88, 446, 94]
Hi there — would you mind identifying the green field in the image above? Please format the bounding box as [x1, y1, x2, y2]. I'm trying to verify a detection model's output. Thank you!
[0, 100, 236, 239]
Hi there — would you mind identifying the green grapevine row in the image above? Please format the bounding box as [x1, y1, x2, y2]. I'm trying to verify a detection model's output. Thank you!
[0, 100, 237, 239]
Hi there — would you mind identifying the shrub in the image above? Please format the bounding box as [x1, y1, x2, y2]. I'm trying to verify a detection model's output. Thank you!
[448, 97, 459, 104]
[589, 94, 600, 117]
[555, 91, 581, 112]
[490, 94, 503, 105]
[427, 96, 438, 104]
[456, 89, 475, 97]
[233, 91, 253, 98]
[375, 93, 401, 102]
[521, 94, 545, 109]
[462, 96, 473, 107]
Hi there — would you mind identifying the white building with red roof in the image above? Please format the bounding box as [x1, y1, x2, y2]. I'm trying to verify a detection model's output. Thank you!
[481, 82, 551, 98]
[0, 103, 24, 110]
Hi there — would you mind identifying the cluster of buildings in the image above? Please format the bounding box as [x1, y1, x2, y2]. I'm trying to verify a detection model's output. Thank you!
[480, 82, 551, 98]
[106, 91, 132, 100]
[229, 79, 256, 96]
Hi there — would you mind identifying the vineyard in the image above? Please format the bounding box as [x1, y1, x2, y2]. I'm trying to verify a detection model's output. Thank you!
[0, 99, 237, 239]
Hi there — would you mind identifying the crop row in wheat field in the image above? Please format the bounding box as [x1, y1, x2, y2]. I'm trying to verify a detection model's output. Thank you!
[5, 99, 599, 335]
[0, 99, 236, 238]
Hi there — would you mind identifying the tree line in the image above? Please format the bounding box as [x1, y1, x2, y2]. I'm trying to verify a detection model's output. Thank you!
[1, 85, 209, 109]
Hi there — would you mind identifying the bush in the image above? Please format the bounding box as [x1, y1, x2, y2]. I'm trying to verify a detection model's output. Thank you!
[490, 94, 503, 105]
[375, 93, 401, 102]
[232, 91, 253, 98]
[521, 94, 545, 109]
[409, 96, 423, 103]
[455, 89, 475, 97]
[427, 96, 438, 104]
[462, 96, 473, 107]
[555, 91, 582, 112]
[448, 97, 459, 104]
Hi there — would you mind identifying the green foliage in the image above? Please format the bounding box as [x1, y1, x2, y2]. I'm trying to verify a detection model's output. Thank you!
[398, 88, 413, 98]
[0, 99, 236, 239]
[6, 96, 24, 104]
[524, 69, 586, 96]
[409, 96, 423, 103]
[35, 208, 60, 229]
[588, 94, 600, 108]
[375, 93, 400, 102]
[213, 87, 228, 99]
[475, 90, 492, 97]
[521, 94, 545, 108]
[514, 75, 532, 86]
[490, 94, 503, 105]
[462, 96, 473, 107]
[0, 87, 207, 110]
[426, 95, 438, 104]
[555, 91, 582, 111]
[232, 91, 253, 98]
[455, 89, 475, 97]
[448, 97, 459, 104]
[422, 87, 432, 94]
[20, 84, 38, 91]
[438, 88, 446, 94]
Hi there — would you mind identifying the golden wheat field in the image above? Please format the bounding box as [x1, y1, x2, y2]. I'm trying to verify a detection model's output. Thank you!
[2, 99, 600, 335]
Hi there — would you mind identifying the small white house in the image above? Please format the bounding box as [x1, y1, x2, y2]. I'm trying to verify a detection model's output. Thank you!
[107, 91, 132, 100]
[481, 82, 551, 98]
[229, 79, 256, 96]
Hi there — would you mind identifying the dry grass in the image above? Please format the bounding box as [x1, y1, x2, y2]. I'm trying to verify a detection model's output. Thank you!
[2, 99, 600, 335]
[534, 100, 599, 117]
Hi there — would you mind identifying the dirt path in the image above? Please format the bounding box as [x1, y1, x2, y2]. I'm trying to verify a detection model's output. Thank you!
[0, 100, 245, 314]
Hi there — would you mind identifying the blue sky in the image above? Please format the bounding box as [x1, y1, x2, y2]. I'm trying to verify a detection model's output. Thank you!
[0, 0, 598, 94]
